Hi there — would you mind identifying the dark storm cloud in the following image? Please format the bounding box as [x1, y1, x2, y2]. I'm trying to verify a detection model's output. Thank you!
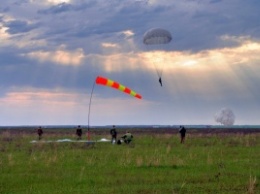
[46, 2, 172, 52]
[69, 0, 260, 52]
[37, 1, 102, 15]
[0, 49, 43, 88]
[38, 3, 74, 15]
[0, 6, 10, 13]
[0, 47, 98, 92]
[149, 1, 260, 52]
[209, 0, 222, 3]
[0, 58, 89, 90]
[4, 19, 38, 34]
[4, 0, 257, 54]
[2, 0, 260, 50]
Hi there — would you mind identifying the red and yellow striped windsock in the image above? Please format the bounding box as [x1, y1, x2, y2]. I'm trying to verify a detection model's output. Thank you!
[95, 76, 142, 99]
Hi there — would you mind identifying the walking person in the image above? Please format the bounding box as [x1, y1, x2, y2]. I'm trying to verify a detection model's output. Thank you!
[110, 125, 117, 144]
[179, 126, 186, 143]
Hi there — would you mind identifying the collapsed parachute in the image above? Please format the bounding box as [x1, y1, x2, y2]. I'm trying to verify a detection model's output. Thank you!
[96, 76, 142, 99]
[143, 28, 172, 86]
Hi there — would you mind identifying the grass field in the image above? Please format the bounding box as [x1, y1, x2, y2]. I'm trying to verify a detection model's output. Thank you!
[0, 128, 259, 194]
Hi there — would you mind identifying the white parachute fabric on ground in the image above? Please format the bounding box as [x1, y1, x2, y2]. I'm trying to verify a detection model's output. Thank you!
[30, 139, 93, 143]
[97, 138, 110, 142]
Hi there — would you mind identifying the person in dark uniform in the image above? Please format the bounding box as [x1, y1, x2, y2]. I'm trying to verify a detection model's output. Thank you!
[37, 126, 43, 140]
[110, 125, 117, 144]
[159, 77, 163, 87]
[179, 126, 186, 144]
[76, 125, 83, 140]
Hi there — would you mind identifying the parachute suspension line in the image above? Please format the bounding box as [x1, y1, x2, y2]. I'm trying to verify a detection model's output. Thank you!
[87, 80, 96, 141]
[154, 62, 162, 79]
[145, 48, 163, 82]
[157, 62, 163, 78]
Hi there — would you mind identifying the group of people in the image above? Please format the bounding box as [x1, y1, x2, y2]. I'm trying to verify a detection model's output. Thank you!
[36, 125, 186, 144]
[36, 125, 84, 140]
[110, 125, 133, 145]
[35, 125, 134, 144]
[111, 125, 187, 144]
[76, 125, 133, 144]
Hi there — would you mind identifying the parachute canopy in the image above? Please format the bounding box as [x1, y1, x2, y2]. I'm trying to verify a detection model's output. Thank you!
[95, 76, 142, 99]
[143, 28, 172, 45]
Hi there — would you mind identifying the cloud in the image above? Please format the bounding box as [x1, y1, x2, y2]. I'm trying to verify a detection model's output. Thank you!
[121, 30, 135, 38]
[46, 0, 72, 4]
[0, 87, 147, 125]
[0, 88, 83, 125]
[38, 2, 73, 14]
[135, 37, 260, 102]
[101, 43, 119, 48]
[1, 34, 259, 97]
[4, 19, 38, 34]
[137, 37, 260, 73]
[0, 88, 80, 104]
[23, 45, 85, 65]
[0, 24, 10, 39]
[2, 0, 259, 54]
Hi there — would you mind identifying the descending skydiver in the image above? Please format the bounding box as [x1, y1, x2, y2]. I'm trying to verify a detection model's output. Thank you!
[143, 28, 172, 88]
[159, 77, 162, 87]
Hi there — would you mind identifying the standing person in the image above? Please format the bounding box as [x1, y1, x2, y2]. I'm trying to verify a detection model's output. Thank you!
[122, 131, 133, 144]
[179, 126, 186, 143]
[110, 125, 117, 144]
[76, 125, 83, 140]
[37, 126, 43, 140]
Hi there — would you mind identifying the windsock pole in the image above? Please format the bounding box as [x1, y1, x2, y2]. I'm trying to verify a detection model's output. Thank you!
[87, 80, 96, 141]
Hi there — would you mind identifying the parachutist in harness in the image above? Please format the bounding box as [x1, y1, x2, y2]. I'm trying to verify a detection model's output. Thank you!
[143, 28, 172, 88]
[159, 77, 162, 87]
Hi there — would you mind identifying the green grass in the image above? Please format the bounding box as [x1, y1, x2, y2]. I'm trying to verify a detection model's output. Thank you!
[0, 131, 259, 194]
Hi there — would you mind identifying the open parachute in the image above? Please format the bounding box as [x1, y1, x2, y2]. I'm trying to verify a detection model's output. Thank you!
[143, 28, 172, 45]
[143, 28, 172, 86]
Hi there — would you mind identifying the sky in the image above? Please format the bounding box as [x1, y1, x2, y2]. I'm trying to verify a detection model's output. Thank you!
[0, 0, 260, 126]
